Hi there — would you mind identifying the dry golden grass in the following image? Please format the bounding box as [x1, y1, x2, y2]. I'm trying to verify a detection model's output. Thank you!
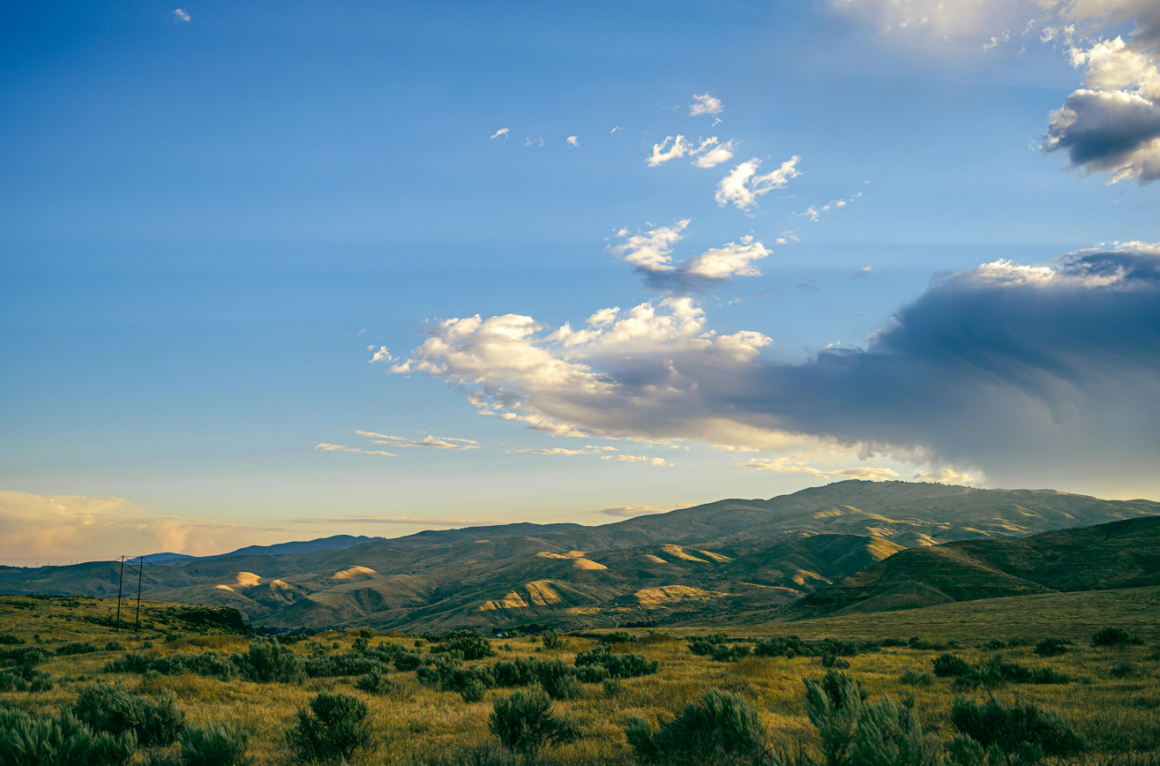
[3, 593, 1159, 764]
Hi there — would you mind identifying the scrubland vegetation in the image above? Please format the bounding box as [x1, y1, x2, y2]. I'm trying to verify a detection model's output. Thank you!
[2, 595, 1160, 765]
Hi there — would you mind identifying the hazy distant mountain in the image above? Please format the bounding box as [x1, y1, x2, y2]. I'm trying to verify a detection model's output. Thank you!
[147, 535, 384, 566]
[2, 481, 1156, 631]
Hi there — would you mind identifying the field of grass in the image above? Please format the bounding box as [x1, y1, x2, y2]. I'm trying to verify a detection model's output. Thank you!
[2, 592, 1159, 764]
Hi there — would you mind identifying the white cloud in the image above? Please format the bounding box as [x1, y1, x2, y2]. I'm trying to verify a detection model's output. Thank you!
[611, 126, 623, 134]
[490, 128, 509, 140]
[741, 456, 901, 482]
[607, 220, 689, 271]
[567, 136, 579, 147]
[525, 135, 544, 147]
[647, 136, 693, 166]
[173, 8, 191, 22]
[715, 157, 802, 211]
[0, 490, 286, 563]
[693, 139, 735, 168]
[913, 468, 979, 484]
[586, 445, 619, 451]
[369, 346, 394, 363]
[315, 443, 398, 456]
[680, 236, 770, 279]
[292, 515, 504, 527]
[690, 93, 723, 116]
[510, 447, 589, 456]
[355, 431, 480, 450]
[982, 31, 1010, 51]
[601, 454, 673, 466]
[853, 267, 873, 278]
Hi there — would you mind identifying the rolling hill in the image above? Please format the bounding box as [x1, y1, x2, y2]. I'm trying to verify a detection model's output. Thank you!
[1, 481, 1156, 631]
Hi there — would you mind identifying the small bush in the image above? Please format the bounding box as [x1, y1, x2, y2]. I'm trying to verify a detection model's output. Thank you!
[179, 722, 254, 766]
[688, 634, 728, 656]
[237, 640, 306, 684]
[1033, 638, 1070, 657]
[0, 635, 25, 645]
[1093, 628, 1144, 647]
[711, 644, 752, 663]
[488, 686, 578, 754]
[981, 639, 1007, 651]
[900, 668, 934, 687]
[1109, 663, 1137, 679]
[353, 665, 394, 695]
[0, 708, 137, 766]
[933, 654, 972, 678]
[287, 692, 375, 763]
[951, 696, 1084, 766]
[430, 631, 495, 661]
[822, 652, 851, 669]
[0, 663, 54, 692]
[540, 631, 564, 650]
[394, 651, 422, 671]
[625, 688, 766, 766]
[104, 642, 125, 652]
[71, 683, 186, 747]
[56, 642, 99, 656]
[597, 631, 637, 645]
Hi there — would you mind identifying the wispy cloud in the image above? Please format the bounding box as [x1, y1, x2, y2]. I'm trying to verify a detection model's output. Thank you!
[291, 515, 505, 527]
[368, 346, 393, 363]
[853, 267, 873, 278]
[740, 456, 901, 482]
[567, 136, 579, 147]
[610, 126, 623, 134]
[595, 504, 687, 518]
[796, 192, 862, 222]
[607, 222, 772, 293]
[715, 157, 801, 211]
[693, 139, 735, 168]
[690, 93, 723, 116]
[510, 447, 589, 456]
[355, 431, 480, 450]
[173, 8, 191, 22]
[490, 128, 509, 139]
[0, 490, 287, 563]
[601, 454, 673, 466]
[314, 443, 398, 456]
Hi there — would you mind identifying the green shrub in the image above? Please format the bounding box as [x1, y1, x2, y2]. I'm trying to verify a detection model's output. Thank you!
[430, 631, 495, 661]
[287, 692, 375, 763]
[950, 696, 1084, 766]
[822, 652, 851, 669]
[1093, 628, 1144, 647]
[711, 644, 752, 663]
[488, 686, 578, 754]
[626, 688, 766, 766]
[0, 635, 25, 645]
[597, 631, 637, 645]
[1109, 663, 1137, 679]
[575, 645, 657, 679]
[353, 665, 394, 695]
[236, 640, 306, 684]
[70, 683, 186, 747]
[540, 631, 564, 650]
[56, 642, 98, 656]
[104, 642, 125, 652]
[0, 664, 54, 692]
[304, 653, 383, 678]
[688, 634, 728, 656]
[394, 652, 422, 672]
[179, 722, 254, 766]
[104, 651, 236, 681]
[933, 654, 971, 678]
[0, 708, 137, 766]
[1033, 639, 1070, 657]
[980, 639, 1006, 651]
[899, 669, 933, 687]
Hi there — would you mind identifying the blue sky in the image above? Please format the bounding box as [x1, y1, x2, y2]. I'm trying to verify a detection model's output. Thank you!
[2, 1, 1158, 563]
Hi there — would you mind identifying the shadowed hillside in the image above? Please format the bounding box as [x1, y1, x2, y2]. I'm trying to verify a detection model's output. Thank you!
[784, 515, 1160, 620]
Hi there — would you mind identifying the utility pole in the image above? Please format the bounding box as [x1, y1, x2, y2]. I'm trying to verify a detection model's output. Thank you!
[115, 556, 126, 632]
[134, 556, 146, 634]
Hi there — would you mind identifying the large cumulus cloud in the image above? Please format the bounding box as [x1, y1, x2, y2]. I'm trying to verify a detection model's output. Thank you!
[391, 247, 1160, 488]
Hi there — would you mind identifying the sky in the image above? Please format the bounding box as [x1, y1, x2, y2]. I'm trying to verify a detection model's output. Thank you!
[1, 0, 1158, 564]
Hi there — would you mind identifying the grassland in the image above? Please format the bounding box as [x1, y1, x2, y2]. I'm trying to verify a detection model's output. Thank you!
[2, 592, 1158, 764]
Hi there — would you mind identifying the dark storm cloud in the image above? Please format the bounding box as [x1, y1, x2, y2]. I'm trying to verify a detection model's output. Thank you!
[1045, 90, 1160, 182]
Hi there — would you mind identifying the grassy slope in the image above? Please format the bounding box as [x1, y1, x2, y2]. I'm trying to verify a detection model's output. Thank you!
[785, 516, 1160, 620]
[3, 593, 1158, 765]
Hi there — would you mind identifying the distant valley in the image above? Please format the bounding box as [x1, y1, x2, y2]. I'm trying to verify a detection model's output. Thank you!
[2, 480, 1157, 631]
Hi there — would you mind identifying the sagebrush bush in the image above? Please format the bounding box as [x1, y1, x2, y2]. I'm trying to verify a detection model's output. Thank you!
[1093, 628, 1144, 647]
[597, 631, 637, 645]
[353, 665, 394, 695]
[688, 634, 728, 656]
[488, 686, 578, 754]
[287, 692, 375, 763]
[950, 696, 1084, 766]
[394, 651, 422, 671]
[0, 664, 53, 692]
[540, 631, 564, 650]
[71, 683, 185, 747]
[0, 708, 137, 766]
[899, 668, 933, 687]
[430, 631, 495, 661]
[625, 688, 766, 766]
[237, 640, 306, 684]
[1033, 638, 1070, 657]
[179, 722, 254, 766]
[711, 644, 752, 663]
[933, 654, 971, 678]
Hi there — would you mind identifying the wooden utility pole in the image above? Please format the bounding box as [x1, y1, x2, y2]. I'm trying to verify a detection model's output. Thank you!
[133, 556, 146, 633]
[115, 555, 126, 632]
